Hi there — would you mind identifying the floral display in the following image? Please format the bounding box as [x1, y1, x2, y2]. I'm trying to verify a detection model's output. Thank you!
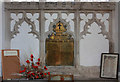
[19, 54, 50, 80]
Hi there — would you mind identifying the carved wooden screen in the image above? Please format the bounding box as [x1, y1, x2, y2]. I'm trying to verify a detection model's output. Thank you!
[45, 21, 74, 66]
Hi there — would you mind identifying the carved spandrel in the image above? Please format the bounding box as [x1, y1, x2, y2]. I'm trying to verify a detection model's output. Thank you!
[10, 12, 39, 39]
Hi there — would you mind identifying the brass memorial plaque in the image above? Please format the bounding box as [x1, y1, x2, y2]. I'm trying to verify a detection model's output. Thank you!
[45, 21, 74, 66]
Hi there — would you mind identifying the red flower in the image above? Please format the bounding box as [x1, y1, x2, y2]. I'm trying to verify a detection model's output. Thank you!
[41, 75, 43, 77]
[32, 63, 34, 66]
[40, 73, 43, 75]
[44, 73, 47, 75]
[45, 68, 47, 70]
[31, 58, 33, 61]
[19, 67, 27, 73]
[27, 71, 31, 74]
[26, 60, 30, 63]
[44, 66, 46, 69]
[24, 67, 27, 70]
[19, 71, 23, 73]
[48, 72, 50, 75]
[31, 73, 35, 76]
[35, 66, 38, 68]
[37, 71, 39, 73]
[38, 58, 40, 61]
[44, 66, 47, 70]
[33, 65, 38, 69]
[36, 75, 39, 79]
[33, 65, 35, 68]
[19, 71, 22, 73]
[36, 62, 40, 66]
[32, 64, 36, 68]
[27, 74, 31, 78]
[30, 54, 34, 58]
[19, 70, 25, 73]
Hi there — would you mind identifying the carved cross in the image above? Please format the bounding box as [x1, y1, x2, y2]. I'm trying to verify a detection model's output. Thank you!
[58, 23, 61, 29]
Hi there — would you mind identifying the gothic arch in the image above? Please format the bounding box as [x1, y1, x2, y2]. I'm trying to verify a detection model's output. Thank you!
[45, 13, 75, 40]
[80, 13, 113, 52]
[11, 11, 39, 39]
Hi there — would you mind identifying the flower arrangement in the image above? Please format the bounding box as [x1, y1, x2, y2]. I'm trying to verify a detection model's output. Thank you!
[19, 54, 50, 80]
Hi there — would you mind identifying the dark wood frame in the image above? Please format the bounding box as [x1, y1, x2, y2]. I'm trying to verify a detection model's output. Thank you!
[100, 53, 119, 79]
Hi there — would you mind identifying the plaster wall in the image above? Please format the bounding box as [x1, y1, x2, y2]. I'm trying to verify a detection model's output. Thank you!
[0, 1, 12, 77]
[0, 0, 3, 77]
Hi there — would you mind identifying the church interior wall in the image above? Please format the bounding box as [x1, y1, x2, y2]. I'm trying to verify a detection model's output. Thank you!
[0, 2, 119, 79]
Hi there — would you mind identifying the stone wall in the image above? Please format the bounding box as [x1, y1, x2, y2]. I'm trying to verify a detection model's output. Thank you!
[1, 2, 118, 79]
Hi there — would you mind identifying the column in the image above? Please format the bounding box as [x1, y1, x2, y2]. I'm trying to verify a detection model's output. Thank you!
[74, 10, 80, 68]
[40, 10, 46, 66]
[0, 0, 3, 77]
[112, 3, 118, 53]
[118, 1, 120, 73]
